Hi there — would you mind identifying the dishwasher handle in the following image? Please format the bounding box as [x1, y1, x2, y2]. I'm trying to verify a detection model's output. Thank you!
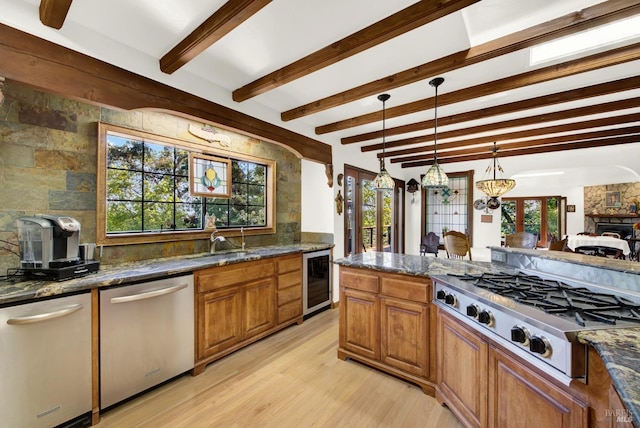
[6, 303, 84, 325]
[110, 283, 188, 304]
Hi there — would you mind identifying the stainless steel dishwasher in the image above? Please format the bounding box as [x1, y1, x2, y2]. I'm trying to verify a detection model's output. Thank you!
[0, 292, 92, 428]
[100, 274, 194, 409]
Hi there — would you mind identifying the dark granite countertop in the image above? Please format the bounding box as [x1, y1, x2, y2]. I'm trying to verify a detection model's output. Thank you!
[578, 329, 640, 426]
[0, 243, 332, 306]
[333, 251, 512, 277]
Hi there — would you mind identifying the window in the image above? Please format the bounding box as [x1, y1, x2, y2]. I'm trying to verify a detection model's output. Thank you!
[421, 170, 474, 244]
[97, 123, 275, 245]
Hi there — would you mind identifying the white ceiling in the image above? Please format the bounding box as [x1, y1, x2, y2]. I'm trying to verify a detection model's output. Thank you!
[2, 0, 640, 189]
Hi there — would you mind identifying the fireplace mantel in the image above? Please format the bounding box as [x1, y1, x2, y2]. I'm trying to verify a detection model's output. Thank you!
[585, 214, 638, 220]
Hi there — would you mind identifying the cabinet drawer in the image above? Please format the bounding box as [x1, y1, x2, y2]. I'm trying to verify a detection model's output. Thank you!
[277, 254, 302, 274]
[340, 268, 379, 293]
[196, 259, 275, 293]
[277, 284, 302, 306]
[381, 275, 430, 303]
[278, 300, 302, 324]
[278, 270, 301, 290]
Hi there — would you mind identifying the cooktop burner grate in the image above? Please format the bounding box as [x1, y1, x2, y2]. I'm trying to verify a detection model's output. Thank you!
[449, 273, 640, 327]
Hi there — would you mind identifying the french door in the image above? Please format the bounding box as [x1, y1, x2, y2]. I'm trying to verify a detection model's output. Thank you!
[501, 196, 565, 247]
[344, 165, 404, 255]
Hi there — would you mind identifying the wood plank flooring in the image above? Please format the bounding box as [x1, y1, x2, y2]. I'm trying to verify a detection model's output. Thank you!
[97, 308, 461, 427]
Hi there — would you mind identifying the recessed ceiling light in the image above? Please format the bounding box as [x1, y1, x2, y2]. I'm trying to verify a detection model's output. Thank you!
[530, 15, 640, 65]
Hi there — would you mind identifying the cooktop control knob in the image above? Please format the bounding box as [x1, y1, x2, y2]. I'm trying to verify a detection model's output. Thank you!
[436, 290, 447, 300]
[444, 293, 458, 307]
[478, 310, 495, 327]
[466, 304, 480, 318]
[529, 336, 552, 358]
[510, 326, 530, 346]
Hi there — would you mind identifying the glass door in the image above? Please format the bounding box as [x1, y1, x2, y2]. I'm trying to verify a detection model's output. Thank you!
[344, 165, 403, 255]
[501, 196, 563, 247]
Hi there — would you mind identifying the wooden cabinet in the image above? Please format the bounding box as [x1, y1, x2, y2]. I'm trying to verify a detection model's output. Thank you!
[194, 254, 303, 375]
[436, 309, 588, 428]
[488, 345, 588, 428]
[337, 266, 435, 394]
[437, 309, 488, 428]
[276, 254, 303, 325]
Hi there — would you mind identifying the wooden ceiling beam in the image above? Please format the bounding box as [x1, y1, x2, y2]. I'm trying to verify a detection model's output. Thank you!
[232, 0, 479, 102]
[352, 76, 640, 146]
[400, 133, 640, 168]
[160, 0, 272, 74]
[39, 0, 73, 29]
[368, 97, 640, 156]
[284, 0, 640, 122]
[389, 118, 640, 163]
[0, 23, 331, 165]
[317, 41, 640, 135]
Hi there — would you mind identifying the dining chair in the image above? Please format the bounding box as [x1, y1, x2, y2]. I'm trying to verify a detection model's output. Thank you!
[419, 232, 440, 257]
[443, 231, 472, 260]
[548, 237, 571, 252]
[505, 232, 537, 249]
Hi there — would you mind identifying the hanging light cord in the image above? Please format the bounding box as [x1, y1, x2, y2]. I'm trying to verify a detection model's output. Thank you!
[433, 84, 438, 163]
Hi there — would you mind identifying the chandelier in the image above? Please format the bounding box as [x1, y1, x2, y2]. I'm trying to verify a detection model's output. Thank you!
[476, 142, 516, 208]
[373, 93, 395, 190]
[422, 77, 449, 188]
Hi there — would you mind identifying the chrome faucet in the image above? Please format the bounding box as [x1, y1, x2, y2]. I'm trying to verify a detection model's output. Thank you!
[241, 227, 246, 251]
[210, 231, 226, 254]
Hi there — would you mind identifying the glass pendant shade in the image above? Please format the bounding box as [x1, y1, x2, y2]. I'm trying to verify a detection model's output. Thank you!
[476, 142, 516, 198]
[422, 162, 449, 188]
[422, 77, 448, 188]
[373, 162, 395, 190]
[374, 93, 394, 191]
[475, 178, 516, 197]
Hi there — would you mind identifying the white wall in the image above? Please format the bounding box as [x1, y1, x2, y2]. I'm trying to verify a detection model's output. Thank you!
[301, 159, 333, 233]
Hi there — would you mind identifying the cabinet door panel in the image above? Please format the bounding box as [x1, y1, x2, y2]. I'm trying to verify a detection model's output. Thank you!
[488, 346, 588, 428]
[437, 310, 488, 428]
[339, 288, 380, 360]
[244, 278, 276, 338]
[198, 288, 242, 358]
[380, 297, 428, 377]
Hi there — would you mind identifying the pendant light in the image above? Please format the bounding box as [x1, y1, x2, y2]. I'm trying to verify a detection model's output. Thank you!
[475, 142, 516, 209]
[373, 93, 395, 191]
[422, 77, 449, 188]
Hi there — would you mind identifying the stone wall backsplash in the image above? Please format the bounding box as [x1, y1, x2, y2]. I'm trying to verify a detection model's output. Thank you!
[0, 81, 303, 276]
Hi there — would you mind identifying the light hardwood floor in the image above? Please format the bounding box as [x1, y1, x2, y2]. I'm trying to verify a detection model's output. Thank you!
[97, 308, 462, 428]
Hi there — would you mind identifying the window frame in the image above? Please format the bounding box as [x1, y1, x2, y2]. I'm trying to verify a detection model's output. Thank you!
[97, 123, 276, 246]
[420, 169, 474, 246]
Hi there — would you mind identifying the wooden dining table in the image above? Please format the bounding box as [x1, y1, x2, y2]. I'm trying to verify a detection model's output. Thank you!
[566, 234, 631, 258]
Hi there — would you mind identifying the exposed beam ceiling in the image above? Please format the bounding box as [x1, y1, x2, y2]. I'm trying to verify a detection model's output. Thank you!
[2, 0, 640, 175]
[318, 41, 640, 134]
[160, 0, 272, 74]
[357, 76, 640, 148]
[232, 0, 479, 102]
[283, 0, 640, 122]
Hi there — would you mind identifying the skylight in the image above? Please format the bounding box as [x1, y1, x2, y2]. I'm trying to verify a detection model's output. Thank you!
[530, 14, 640, 65]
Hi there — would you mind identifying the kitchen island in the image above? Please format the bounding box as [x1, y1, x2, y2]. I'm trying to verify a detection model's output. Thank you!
[333, 252, 511, 396]
[335, 250, 640, 427]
